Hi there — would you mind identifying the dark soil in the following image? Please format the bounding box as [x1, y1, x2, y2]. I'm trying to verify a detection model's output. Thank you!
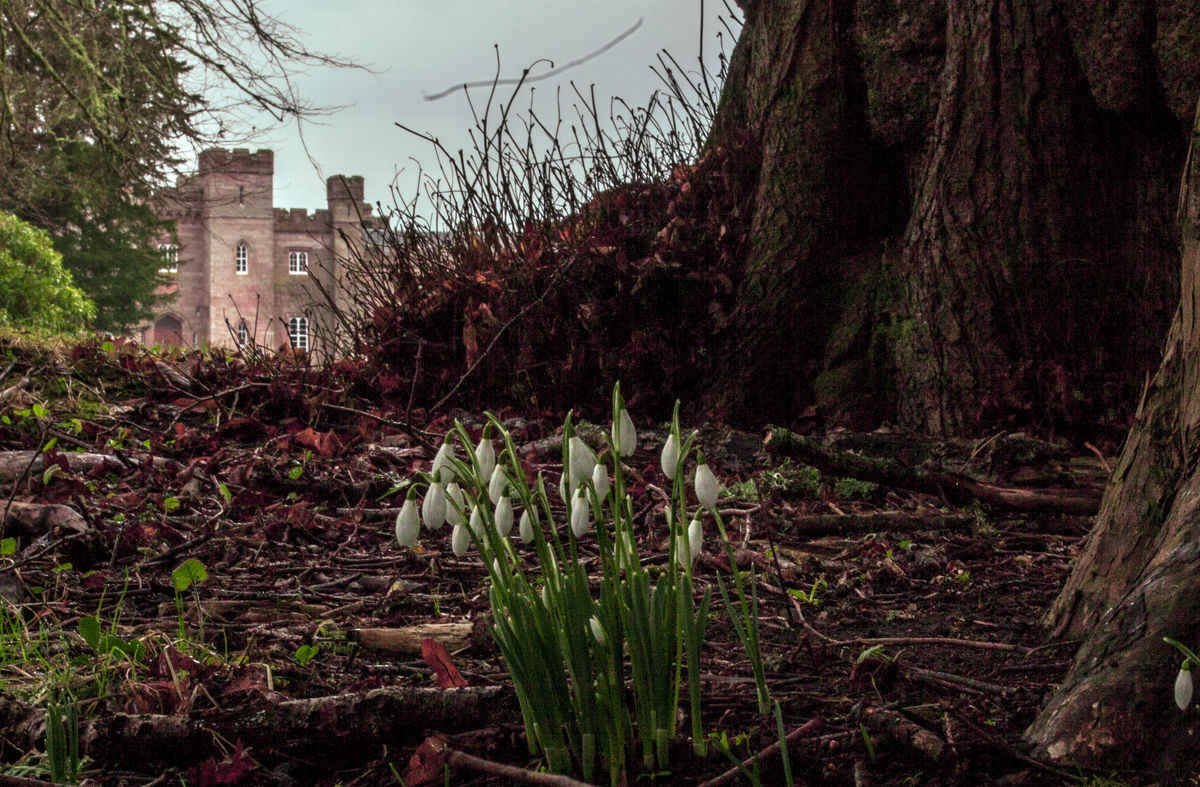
[0, 338, 1103, 786]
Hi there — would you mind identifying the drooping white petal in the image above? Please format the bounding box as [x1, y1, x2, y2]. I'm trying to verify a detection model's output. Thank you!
[475, 437, 496, 481]
[444, 482, 465, 526]
[688, 517, 704, 562]
[695, 462, 720, 509]
[592, 462, 609, 502]
[559, 472, 570, 505]
[469, 504, 485, 538]
[1177, 667, 1194, 710]
[571, 488, 590, 538]
[431, 442, 456, 483]
[451, 522, 470, 556]
[421, 481, 447, 531]
[661, 433, 680, 478]
[614, 408, 637, 458]
[675, 533, 696, 568]
[495, 495, 514, 537]
[589, 616, 606, 646]
[569, 436, 597, 488]
[519, 508, 537, 543]
[395, 498, 420, 547]
[488, 464, 507, 504]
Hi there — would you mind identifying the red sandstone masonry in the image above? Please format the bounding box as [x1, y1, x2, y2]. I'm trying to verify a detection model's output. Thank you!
[145, 149, 379, 353]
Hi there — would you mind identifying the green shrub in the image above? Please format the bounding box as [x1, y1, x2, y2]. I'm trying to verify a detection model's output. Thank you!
[0, 213, 95, 332]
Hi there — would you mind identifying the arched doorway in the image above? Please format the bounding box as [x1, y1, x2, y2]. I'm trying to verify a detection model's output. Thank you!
[154, 315, 184, 347]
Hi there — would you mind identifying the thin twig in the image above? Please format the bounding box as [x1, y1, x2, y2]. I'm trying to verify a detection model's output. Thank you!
[447, 747, 593, 786]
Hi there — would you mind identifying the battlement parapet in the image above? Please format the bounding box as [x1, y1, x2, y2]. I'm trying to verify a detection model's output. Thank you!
[199, 147, 274, 176]
[326, 175, 365, 203]
[273, 207, 332, 232]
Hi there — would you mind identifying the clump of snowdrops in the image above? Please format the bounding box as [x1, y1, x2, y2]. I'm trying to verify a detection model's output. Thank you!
[394, 385, 765, 783]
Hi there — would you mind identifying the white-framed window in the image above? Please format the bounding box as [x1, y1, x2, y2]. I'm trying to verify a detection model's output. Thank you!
[236, 243, 248, 274]
[288, 316, 309, 350]
[158, 244, 178, 273]
[288, 250, 308, 274]
[236, 322, 249, 346]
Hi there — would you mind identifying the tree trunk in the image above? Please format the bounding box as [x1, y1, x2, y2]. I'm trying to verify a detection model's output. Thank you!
[892, 0, 1180, 434]
[704, 0, 1191, 436]
[706, 0, 889, 424]
[1025, 99, 1200, 777]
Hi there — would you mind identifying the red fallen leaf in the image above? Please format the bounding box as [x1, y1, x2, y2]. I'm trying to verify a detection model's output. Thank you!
[293, 427, 343, 458]
[421, 637, 468, 688]
[187, 740, 256, 786]
[403, 735, 449, 787]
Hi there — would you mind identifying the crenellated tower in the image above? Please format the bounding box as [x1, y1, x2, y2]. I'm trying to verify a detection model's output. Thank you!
[144, 149, 379, 354]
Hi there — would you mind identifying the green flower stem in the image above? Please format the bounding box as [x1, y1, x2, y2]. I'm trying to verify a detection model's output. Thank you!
[713, 509, 771, 714]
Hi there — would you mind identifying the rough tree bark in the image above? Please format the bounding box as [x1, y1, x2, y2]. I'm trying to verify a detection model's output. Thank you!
[706, 0, 887, 424]
[1025, 101, 1200, 778]
[705, 0, 1195, 436]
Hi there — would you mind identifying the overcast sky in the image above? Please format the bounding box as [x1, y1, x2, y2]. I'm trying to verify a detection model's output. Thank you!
[217, 1, 739, 214]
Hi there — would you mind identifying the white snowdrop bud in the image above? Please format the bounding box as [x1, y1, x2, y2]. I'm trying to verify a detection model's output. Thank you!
[495, 495, 514, 537]
[431, 441, 455, 483]
[695, 461, 720, 509]
[421, 481, 446, 531]
[444, 482, 465, 526]
[1177, 665, 1194, 710]
[675, 533, 694, 568]
[613, 408, 637, 458]
[589, 616, 606, 646]
[451, 522, 470, 556]
[469, 505, 485, 538]
[559, 472, 571, 506]
[519, 508, 537, 543]
[592, 462, 609, 502]
[475, 436, 496, 481]
[661, 433, 680, 479]
[492, 558, 503, 577]
[541, 584, 551, 608]
[571, 487, 590, 538]
[395, 497, 420, 547]
[488, 463, 507, 504]
[569, 436, 597, 488]
[688, 517, 704, 562]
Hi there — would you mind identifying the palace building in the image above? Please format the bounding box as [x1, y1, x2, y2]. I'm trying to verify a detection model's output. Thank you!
[145, 148, 380, 353]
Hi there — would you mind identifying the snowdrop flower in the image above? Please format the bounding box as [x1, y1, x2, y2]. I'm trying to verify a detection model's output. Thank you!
[445, 483, 465, 526]
[559, 472, 571, 506]
[519, 507, 537, 543]
[661, 433, 680, 478]
[688, 517, 704, 562]
[1177, 664, 1194, 710]
[395, 497, 420, 547]
[469, 505, 485, 539]
[571, 487, 590, 538]
[695, 459, 720, 509]
[568, 436, 597, 488]
[475, 435, 496, 480]
[495, 495, 514, 538]
[592, 462, 609, 502]
[431, 441, 456, 483]
[488, 464, 507, 504]
[676, 533, 698, 568]
[613, 408, 637, 458]
[422, 481, 447, 531]
[589, 616, 606, 646]
[451, 522, 470, 556]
